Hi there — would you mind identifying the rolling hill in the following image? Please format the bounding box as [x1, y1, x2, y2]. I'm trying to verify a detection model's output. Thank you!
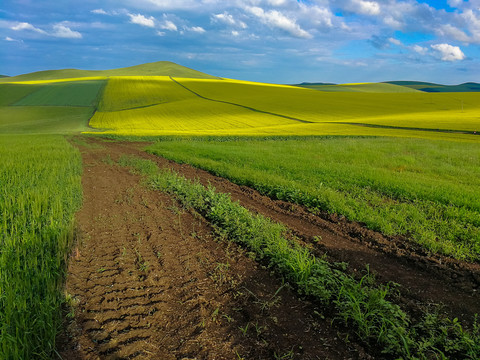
[294, 82, 420, 93]
[1, 61, 479, 140]
[385, 81, 480, 93]
[0, 61, 219, 83]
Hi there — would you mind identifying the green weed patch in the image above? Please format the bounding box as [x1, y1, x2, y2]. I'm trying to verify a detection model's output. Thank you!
[118, 154, 480, 359]
[0, 135, 82, 359]
[147, 137, 480, 261]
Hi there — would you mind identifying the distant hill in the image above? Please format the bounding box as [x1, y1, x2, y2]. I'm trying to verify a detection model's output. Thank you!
[297, 82, 337, 86]
[294, 82, 420, 93]
[0, 61, 220, 82]
[385, 81, 480, 93]
[0, 75, 8, 78]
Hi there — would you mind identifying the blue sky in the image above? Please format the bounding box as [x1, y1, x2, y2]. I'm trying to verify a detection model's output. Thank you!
[1, 0, 479, 84]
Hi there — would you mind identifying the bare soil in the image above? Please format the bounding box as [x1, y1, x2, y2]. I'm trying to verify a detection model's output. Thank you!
[58, 137, 479, 359]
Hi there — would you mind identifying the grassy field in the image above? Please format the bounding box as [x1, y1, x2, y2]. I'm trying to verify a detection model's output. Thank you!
[176, 78, 480, 133]
[90, 77, 300, 135]
[13, 80, 105, 107]
[85, 76, 480, 137]
[120, 153, 480, 359]
[295, 82, 421, 93]
[0, 135, 82, 359]
[1, 62, 479, 357]
[386, 81, 480, 93]
[0, 79, 103, 135]
[147, 137, 480, 261]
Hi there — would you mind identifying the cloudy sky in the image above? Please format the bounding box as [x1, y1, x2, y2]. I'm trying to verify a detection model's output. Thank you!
[1, 0, 479, 83]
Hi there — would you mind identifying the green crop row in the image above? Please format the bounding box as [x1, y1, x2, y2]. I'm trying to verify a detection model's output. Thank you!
[146, 137, 480, 261]
[0, 135, 82, 359]
[118, 154, 479, 359]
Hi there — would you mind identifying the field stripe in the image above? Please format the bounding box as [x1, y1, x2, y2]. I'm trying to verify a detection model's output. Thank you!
[335, 122, 477, 135]
[170, 76, 314, 124]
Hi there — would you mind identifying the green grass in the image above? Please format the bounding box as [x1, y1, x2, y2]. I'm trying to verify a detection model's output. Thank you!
[296, 82, 420, 93]
[0, 106, 95, 134]
[118, 154, 480, 359]
[90, 77, 299, 135]
[0, 79, 103, 134]
[13, 80, 105, 107]
[146, 137, 480, 261]
[0, 134, 82, 359]
[0, 84, 40, 105]
[386, 81, 480, 93]
[175, 78, 480, 133]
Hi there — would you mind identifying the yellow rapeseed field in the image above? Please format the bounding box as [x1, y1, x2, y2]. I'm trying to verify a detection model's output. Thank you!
[90, 77, 301, 134]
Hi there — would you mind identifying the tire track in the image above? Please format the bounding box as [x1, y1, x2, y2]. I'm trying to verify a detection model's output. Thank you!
[58, 139, 370, 360]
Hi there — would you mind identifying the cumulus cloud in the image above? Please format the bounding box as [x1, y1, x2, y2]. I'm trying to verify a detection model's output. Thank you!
[128, 13, 156, 28]
[267, 0, 287, 6]
[212, 12, 247, 29]
[431, 43, 465, 61]
[389, 37, 402, 46]
[447, 0, 464, 8]
[11, 21, 82, 39]
[11, 22, 46, 34]
[346, 0, 381, 16]
[298, 4, 334, 28]
[160, 20, 178, 31]
[123, 0, 205, 11]
[189, 26, 206, 33]
[412, 44, 428, 55]
[437, 24, 471, 42]
[51, 24, 82, 38]
[246, 6, 312, 38]
[91, 9, 108, 15]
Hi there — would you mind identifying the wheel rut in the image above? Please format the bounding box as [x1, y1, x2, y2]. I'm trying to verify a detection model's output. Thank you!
[58, 138, 363, 359]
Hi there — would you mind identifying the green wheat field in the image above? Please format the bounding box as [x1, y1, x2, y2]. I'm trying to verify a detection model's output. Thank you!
[1, 61, 479, 358]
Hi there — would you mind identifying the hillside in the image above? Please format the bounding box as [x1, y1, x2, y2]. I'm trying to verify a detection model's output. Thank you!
[0, 61, 219, 83]
[385, 81, 480, 92]
[1, 61, 479, 139]
[294, 82, 420, 93]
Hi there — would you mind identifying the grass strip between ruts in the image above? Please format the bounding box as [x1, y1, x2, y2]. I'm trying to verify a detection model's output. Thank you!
[118, 154, 480, 359]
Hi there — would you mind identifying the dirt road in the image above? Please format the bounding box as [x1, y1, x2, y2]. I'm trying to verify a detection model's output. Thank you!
[58, 137, 479, 359]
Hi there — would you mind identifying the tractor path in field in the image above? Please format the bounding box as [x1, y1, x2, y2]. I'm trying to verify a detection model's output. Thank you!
[59, 139, 366, 360]
[87, 138, 479, 325]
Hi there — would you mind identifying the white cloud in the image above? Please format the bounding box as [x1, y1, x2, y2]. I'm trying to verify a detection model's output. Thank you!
[431, 43, 465, 61]
[189, 26, 206, 33]
[299, 5, 334, 28]
[267, 0, 287, 6]
[5, 36, 15, 41]
[51, 24, 82, 38]
[347, 0, 381, 16]
[160, 20, 178, 31]
[412, 44, 428, 55]
[212, 12, 247, 29]
[437, 24, 471, 42]
[447, 0, 464, 8]
[11, 22, 46, 34]
[128, 13, 156, 28]
[232, 30, 240, 36]
[123, 0, 205, 11]
[247, 6, 312, 38]
[10, 21, 81, 39]
[388, 37, 401, 46]
[91, 9, 108, 15]
[156, 31, 166, 36]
